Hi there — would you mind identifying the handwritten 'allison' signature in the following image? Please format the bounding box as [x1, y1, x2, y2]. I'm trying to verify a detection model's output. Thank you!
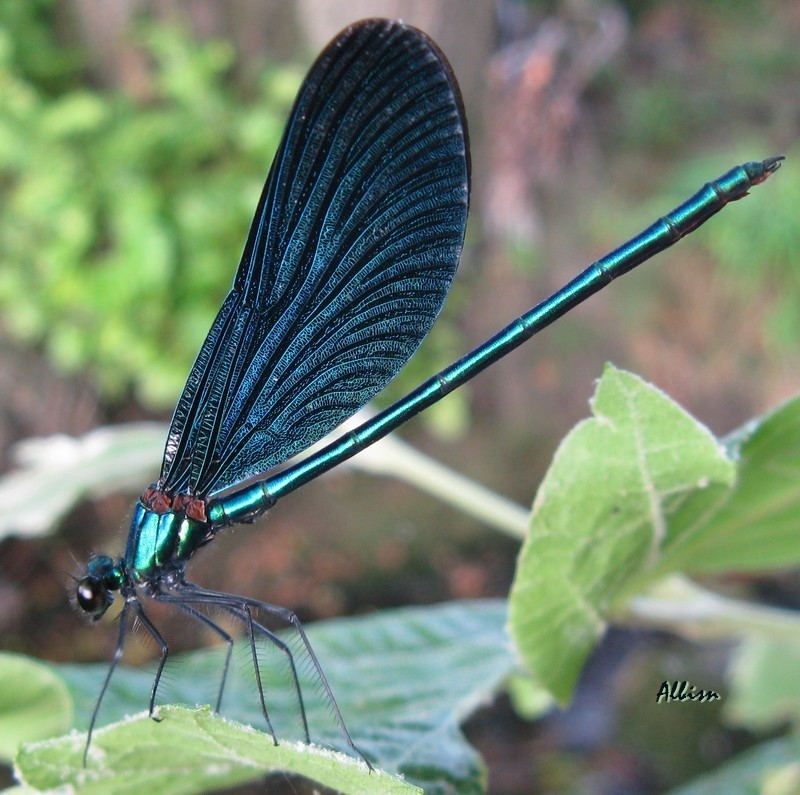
[656, 680, 721, 703]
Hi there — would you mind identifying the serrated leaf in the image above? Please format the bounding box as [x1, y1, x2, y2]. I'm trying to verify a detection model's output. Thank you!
[508, 365, 737, 701]
[16, 707, 410, 795]
[17, 600, 515, 795]
[0, 653, 72, 761]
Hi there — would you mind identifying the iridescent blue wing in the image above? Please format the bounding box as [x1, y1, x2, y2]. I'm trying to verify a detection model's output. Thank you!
[159, 19, 470, 497]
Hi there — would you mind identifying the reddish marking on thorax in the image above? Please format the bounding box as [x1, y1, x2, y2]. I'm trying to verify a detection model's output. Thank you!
[142, 487, 208, 522]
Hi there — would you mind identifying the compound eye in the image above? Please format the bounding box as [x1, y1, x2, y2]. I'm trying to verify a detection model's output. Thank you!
[76, 576, 111, 619]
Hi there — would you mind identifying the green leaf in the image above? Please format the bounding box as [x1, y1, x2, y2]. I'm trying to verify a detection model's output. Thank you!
[39, 91, 107, 138]
[0, 18, 296, 409]
[666, 737, 800, 795]
[725, 637, 800, 731]
[17, 600, 515, 794]
[16, 706, 413, 795]
[509, 364, 737, 701]
[509, 366, 800, 703]
[0, 653, 72, 762]
[506, 673, 554, 721]
[659, 395, 800, 572]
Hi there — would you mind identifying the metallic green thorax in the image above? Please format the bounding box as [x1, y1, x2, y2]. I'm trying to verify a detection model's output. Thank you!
[124, 500, 211, 581]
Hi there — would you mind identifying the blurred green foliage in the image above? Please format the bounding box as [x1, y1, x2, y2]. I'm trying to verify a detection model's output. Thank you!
[0, 1, 470, 434]
[1, 1, 795, 421]
[0, 3, 300, 407]
[589, 1, 800, 359]
[693, 152, 800, 352]
[629, 150, 800, 354]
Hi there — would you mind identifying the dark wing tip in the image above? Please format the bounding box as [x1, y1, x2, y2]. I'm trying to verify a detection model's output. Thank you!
[330, 18, 471, 194]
